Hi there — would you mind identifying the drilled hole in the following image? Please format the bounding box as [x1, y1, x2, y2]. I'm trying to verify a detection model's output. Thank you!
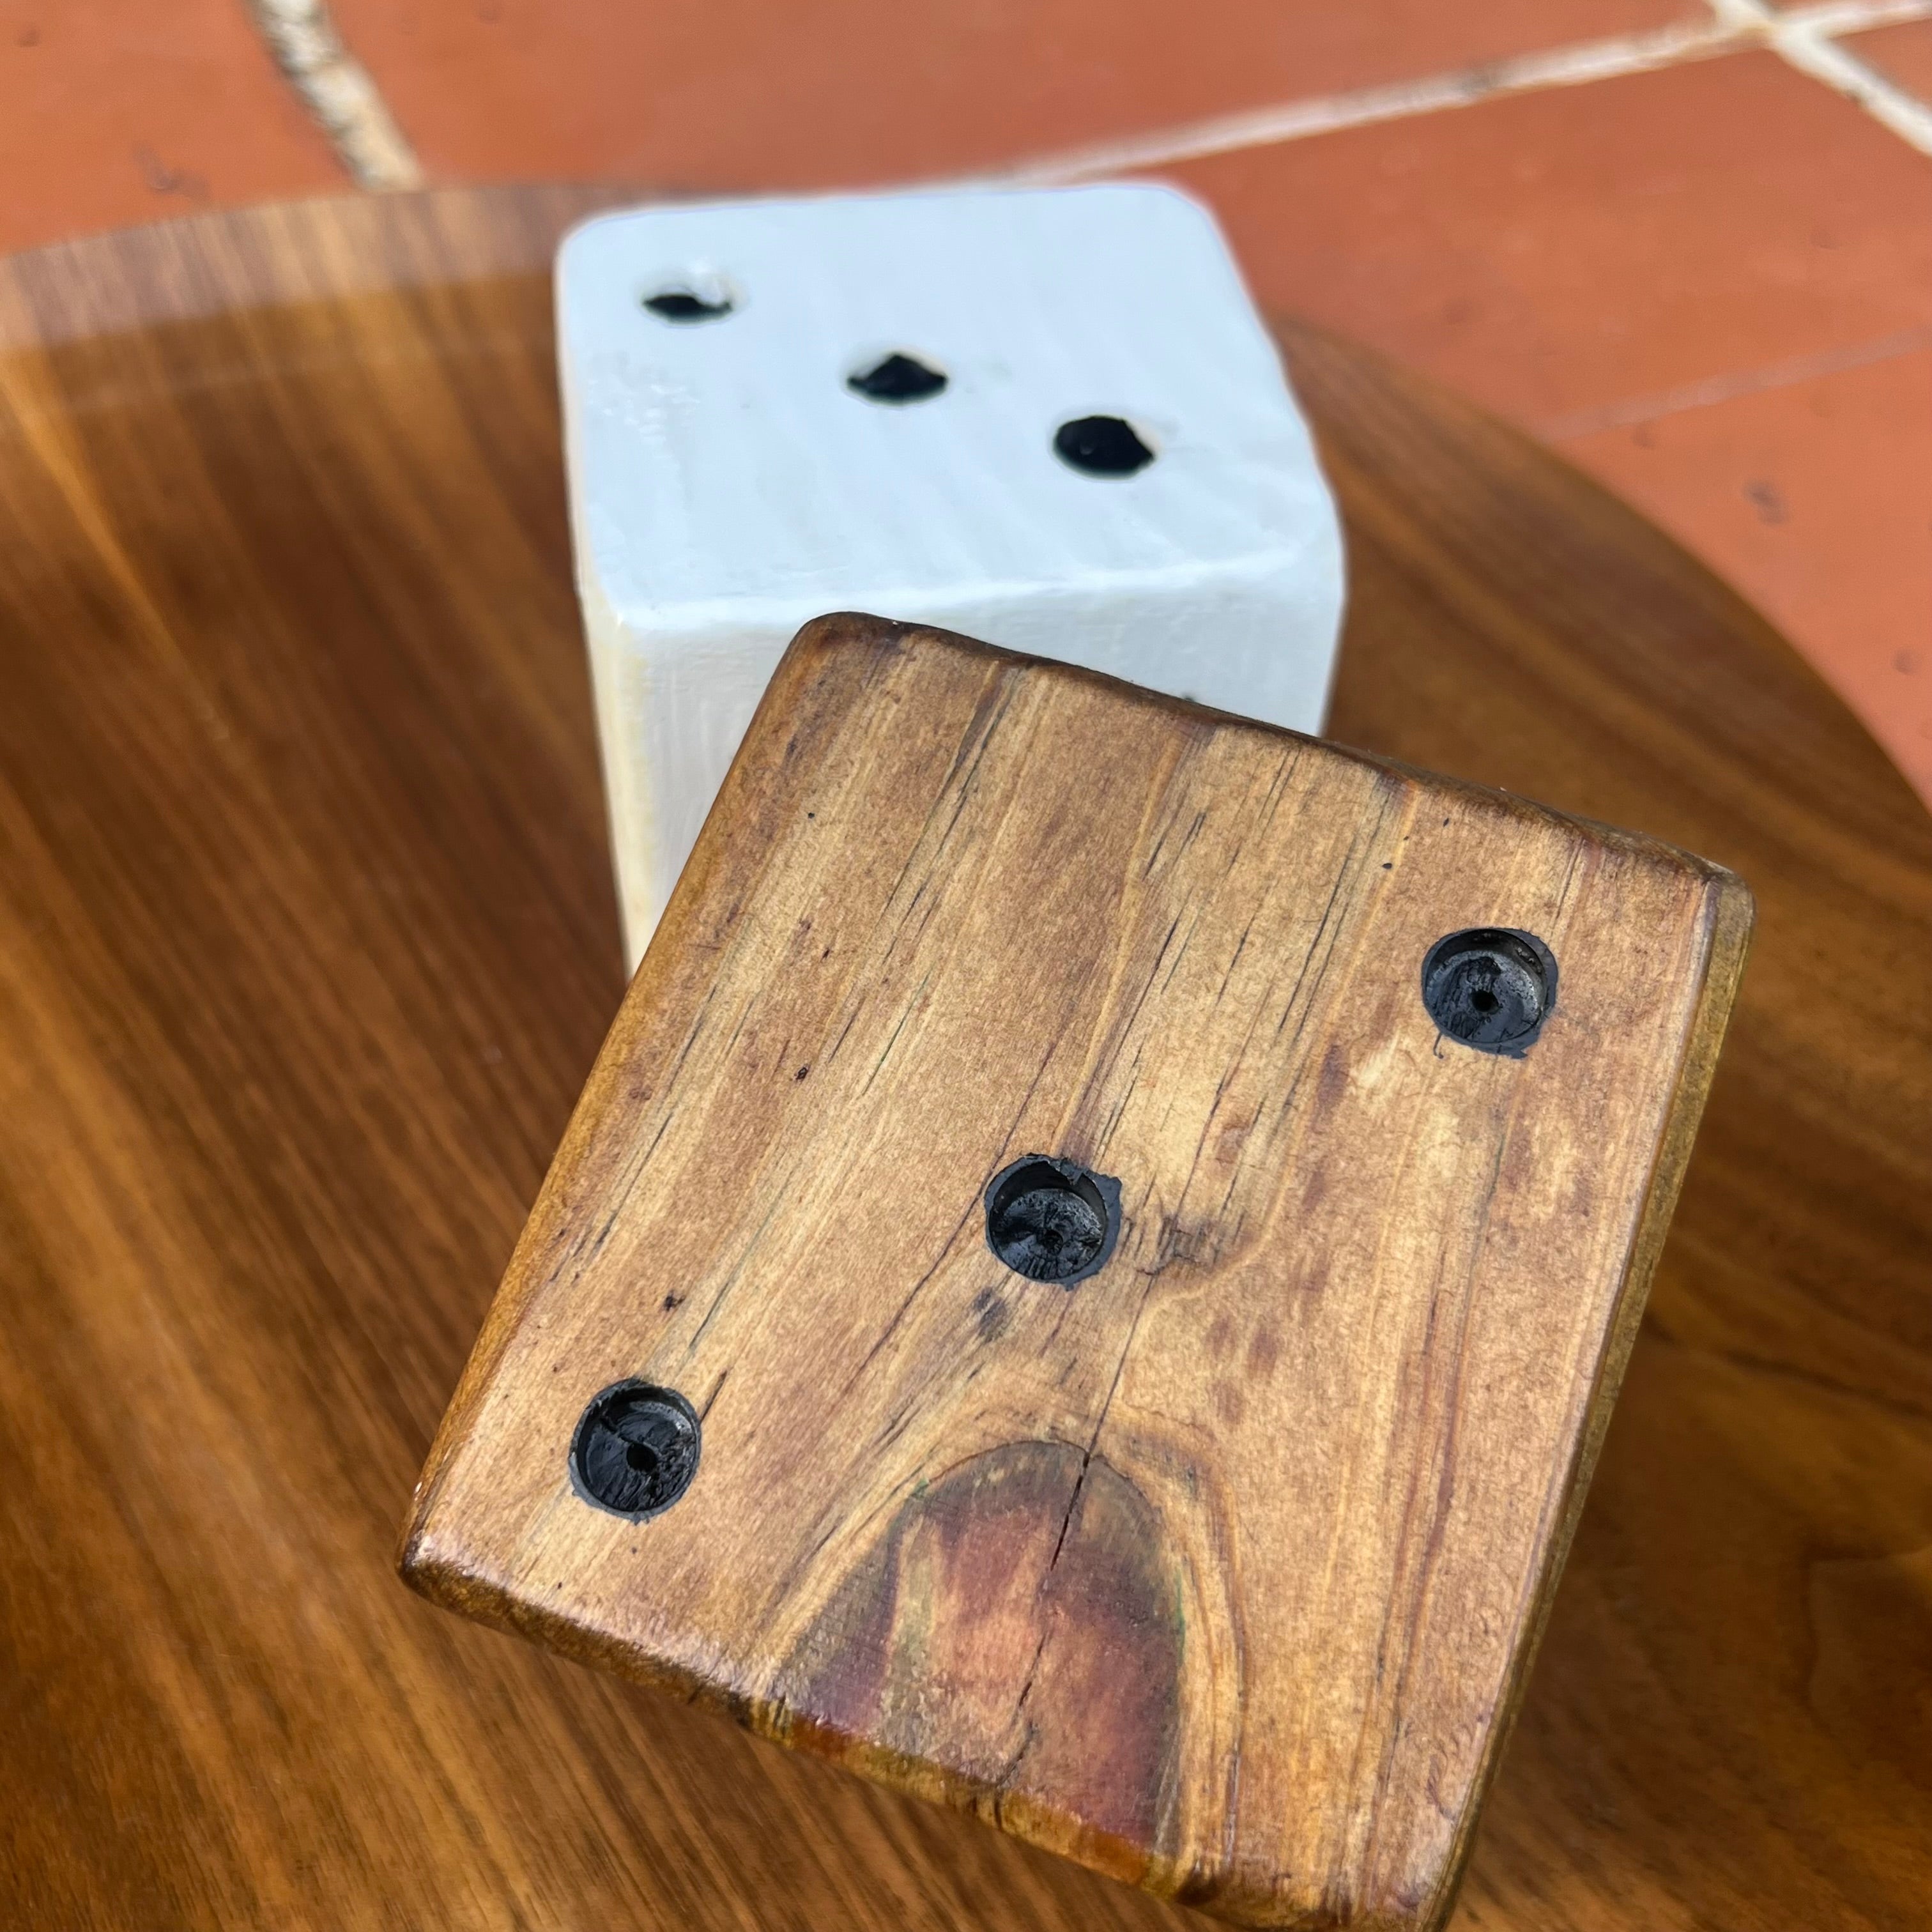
[985, 1155, 1122, 1286]
[570, 1381, 701, 1518]
[848, 351, 948, 403]
[642, 279, 735, 323]
[1054, 415, 1156, 477]
[1420, 928, 1558, 1055]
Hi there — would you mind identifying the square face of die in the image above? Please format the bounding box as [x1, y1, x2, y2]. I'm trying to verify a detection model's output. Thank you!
[405, 618, 1749, 1929]
[557, 184, 1337, 621]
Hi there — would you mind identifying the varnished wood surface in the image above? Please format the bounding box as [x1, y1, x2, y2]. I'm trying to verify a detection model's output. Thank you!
[404, 611, 1750, 1928]
[0, 187, 1925, 1931]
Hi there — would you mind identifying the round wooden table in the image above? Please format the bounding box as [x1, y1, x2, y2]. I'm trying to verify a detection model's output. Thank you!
[1, 187, 1926, 1931]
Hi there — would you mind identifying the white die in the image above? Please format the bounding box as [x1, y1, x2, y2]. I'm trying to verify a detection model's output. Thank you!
[558, 184, 1346, 968]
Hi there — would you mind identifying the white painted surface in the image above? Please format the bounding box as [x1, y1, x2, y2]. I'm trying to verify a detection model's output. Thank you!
[558, 183, 1345, 967]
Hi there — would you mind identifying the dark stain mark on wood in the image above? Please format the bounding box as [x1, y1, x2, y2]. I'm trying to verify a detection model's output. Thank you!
[970, 1288, 1011, 1344]
[776, 1441, 1181, 1866]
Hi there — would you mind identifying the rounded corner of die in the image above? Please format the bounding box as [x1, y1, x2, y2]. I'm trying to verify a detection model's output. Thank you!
[556, 204, 640, 270]
[1085, 178, 1227, 244]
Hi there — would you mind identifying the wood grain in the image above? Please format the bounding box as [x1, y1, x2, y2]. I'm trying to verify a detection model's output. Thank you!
[401, 613, 1751, 1927]
[0, 186, 1926, 1932]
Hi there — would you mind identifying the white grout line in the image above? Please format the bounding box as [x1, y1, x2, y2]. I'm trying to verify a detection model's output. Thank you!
[974, 18, 1744, 183]
[243, 0, 1932, 197]
[247, 0, 424, 191]
[1774, 0, 1932, 32]
[1537, 324, 1932, 439]
[968, 0, 1932, 185]
[1730, 0, 1932, 153]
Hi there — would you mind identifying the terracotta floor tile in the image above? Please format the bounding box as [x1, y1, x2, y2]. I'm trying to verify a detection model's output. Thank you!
[1160, 51, 1932, 430]
[326, 0, 1699, 191]
[0, 1, 346, 255]
[1843, 19, 1932, 105]
[1561, 349, 1932, 804]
